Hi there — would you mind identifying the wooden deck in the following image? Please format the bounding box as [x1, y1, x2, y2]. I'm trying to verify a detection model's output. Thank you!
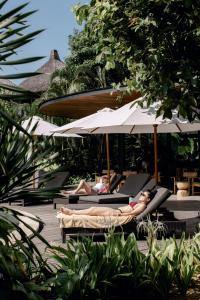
[1, 194, 200, 253]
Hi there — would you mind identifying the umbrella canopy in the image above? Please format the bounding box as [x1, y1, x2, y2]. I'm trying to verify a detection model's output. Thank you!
[52, 108, 115, 187]
[22, 116, 81, 138]
[83, 97, 200, 134]
[52, 108, 114, 134]
[83, 97, 200, 183]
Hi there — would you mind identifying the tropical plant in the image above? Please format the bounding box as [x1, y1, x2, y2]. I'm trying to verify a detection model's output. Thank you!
[0, 0, 44, 127]
[46, 229, 200, 300]
[44, 29, 129, 98]
[0, 206, 53, 300]
[0, 116, 61, 204]
[74, 0, 200, 121]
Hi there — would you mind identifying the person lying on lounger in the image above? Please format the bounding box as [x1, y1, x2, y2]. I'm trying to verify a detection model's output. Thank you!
[61, 170, 121, 196]
[61, 177, 108, 195]
[60, 190, 154, 217]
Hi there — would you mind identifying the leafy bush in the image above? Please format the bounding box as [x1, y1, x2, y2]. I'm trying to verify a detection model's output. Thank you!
[48, 230, 200, 300]
[0, 215, 199, 300]
[0, 207, 53, 300]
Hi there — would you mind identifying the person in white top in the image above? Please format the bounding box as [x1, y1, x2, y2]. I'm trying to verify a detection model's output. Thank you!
[61, 177, 108, 195]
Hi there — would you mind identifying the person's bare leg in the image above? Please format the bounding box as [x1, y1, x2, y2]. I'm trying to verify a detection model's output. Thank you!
[61, 189, 75, 195]
[61, 180, 92, 195]
[74, 180, 92, 194]
[60, 206, 120, 216]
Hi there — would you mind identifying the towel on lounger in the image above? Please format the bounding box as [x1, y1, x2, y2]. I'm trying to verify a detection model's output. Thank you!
[57, 212, 135, 229]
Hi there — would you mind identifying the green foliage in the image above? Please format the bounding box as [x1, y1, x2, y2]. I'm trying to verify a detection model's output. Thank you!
[44, 29, 129, 98]
[0, 215, 199, 299]
[67, 173, 93, 185]
[48, 230, 200, 300]
[0, 1, 43, 103]
[74, 0, 200, 121]
[0, 116, 60, 203]
[0, 0, 45, 136]
[0, 206, 53, 300]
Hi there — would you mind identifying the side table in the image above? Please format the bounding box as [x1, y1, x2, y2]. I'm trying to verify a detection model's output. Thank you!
[176, 181, 189, 200]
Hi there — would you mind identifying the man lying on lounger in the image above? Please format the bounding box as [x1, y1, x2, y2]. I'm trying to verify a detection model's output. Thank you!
[60, 190, 154, 217]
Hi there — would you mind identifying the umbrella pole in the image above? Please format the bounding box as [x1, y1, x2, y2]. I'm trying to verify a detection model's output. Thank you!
[32, 136, 36, 189]
[153, 125, 158, 184]
[105, 133, 111, 191]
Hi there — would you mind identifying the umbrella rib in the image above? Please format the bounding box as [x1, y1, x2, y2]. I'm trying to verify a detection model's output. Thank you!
[129, 125, 135, 134]
[176, 124, 182, 132]
[90, 127, 99, 133]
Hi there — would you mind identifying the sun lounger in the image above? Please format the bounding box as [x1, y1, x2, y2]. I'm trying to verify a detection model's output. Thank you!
[57, 186, 171, 242]
[78, 174, 152, 204]
[53, 174, 153, 208]
[53, 173, 124, 209]
[61, 178, 156, 207]
[9, 171, 70, 206]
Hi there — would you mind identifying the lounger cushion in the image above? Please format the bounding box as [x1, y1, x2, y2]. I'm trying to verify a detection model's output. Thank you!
[118, 173, 150, 195]
[57, 212, 134, 229]
[78, 173, 150, 204]
[78, 193, 129, 204]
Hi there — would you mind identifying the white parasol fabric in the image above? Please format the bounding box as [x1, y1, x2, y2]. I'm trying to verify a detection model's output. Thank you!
[83, 97, 200, 183]
[51, 108, 114, 134]
[52, 108, 115, 187]
[22, 116, 82, 138]
[21, 116, 82, 188]
[83, 97, 200, 134]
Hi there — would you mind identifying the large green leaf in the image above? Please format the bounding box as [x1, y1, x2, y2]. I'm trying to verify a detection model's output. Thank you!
[0, 2, 44, 104]
[0, 2, 28, 23]
[0, 72, 41, 79]
[0, 56, 44, 65]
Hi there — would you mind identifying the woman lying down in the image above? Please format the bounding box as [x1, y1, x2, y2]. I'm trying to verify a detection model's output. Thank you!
[60, 190, 154, 217]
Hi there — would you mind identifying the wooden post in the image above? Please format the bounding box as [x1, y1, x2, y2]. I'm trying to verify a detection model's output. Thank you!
[32, 136, 36, 189]
[105, 133, 110, 191]
[198, 131, 200, 172]
[153, 125, 158, 184]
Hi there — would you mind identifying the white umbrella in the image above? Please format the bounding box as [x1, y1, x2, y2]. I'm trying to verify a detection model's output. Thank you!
[22, 116, 82, 187]
[52, 108, 114, 134]
[52, 108, 114, 187]
[84, 97, 200, 133]
[83, 97, 200, 183]
[22, 116, 81, 138]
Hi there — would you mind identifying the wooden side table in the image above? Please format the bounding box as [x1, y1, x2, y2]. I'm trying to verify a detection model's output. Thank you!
[176, 181, 189, 200]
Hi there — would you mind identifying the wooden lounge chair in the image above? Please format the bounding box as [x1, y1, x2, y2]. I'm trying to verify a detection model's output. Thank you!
[9, 171, 70, 206]
[53, 173, 125, 209]
[77, 173, 151, 204]
[63, 178, 156, 211]
[58, 186, 172, 242]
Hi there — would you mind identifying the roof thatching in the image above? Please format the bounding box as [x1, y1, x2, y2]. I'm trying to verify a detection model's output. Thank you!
[0, 78, 17, 87]
[19, 50, 65, 93]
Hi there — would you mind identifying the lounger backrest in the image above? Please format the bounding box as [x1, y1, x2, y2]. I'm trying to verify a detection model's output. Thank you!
[118, 173, 150, 195]
[133, 178, 156, 202]
[135, 187, 172, 222]
[109, 174, 124, 193]
[45, 171, 70, 189]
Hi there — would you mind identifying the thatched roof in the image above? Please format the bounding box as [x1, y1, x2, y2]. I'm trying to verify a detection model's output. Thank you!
[0, 78, 17, 87]
[19, 50, 65, 93]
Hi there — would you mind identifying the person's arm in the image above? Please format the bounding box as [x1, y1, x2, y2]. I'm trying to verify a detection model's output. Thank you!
[121, 204, 146, 216]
